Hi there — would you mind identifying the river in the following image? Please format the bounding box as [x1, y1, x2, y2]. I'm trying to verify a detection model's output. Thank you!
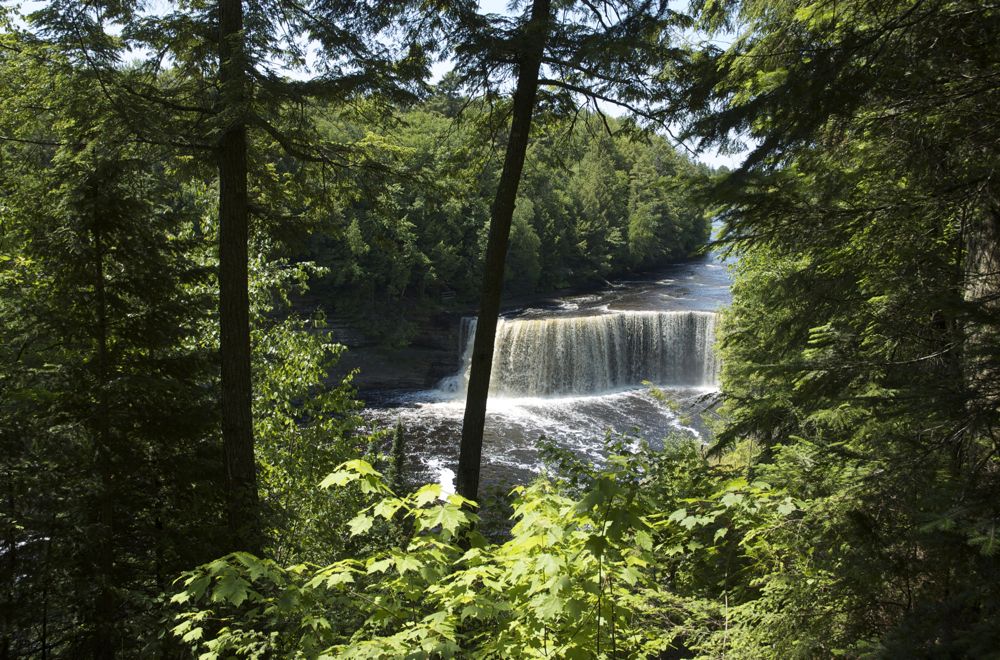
[361, 244, 732, 494]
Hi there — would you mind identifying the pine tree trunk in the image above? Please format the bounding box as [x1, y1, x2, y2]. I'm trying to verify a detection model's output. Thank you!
[964, 202, 1000, 419]
[456, 0, 552, 502]
[218, 0, 261, 553]
[92, 219, 116, 660]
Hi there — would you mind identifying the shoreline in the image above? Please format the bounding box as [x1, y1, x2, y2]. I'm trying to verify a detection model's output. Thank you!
[324, 253, 718, 392]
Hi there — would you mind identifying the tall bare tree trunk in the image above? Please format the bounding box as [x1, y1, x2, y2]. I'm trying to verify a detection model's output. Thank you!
[964, 202, 1000, 424]
[92, 218, 116, 659]
[218, 0, 261, 553]
[456, 0, 552, 502]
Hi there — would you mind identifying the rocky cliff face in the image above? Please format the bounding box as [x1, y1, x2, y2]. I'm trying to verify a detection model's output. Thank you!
[318, 277, 649, 393]
[326, 312, 463, 392]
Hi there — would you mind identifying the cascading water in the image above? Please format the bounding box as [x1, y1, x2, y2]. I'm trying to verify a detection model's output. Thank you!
[363, 247, 732, 490]
[440, 311, 719, 397]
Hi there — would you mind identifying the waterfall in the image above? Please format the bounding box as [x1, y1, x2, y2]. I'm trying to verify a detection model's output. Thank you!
[439, 311, 719, 397]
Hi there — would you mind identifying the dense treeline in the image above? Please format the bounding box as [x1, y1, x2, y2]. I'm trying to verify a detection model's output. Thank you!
[4, 0, 1000, 657]
[0, 39, 224, 656]
[701, 0, 1000, 651]
[0, 30, 379, 656]
[306, 93, 710, 342]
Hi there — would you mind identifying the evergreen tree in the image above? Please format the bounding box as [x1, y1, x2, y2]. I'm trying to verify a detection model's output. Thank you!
[682, 0, 1000, 651]
[0, 33, 223, 656]
[572, 135, 629, 275]
[24, 0, 440, 550]
[457, 0, 553, 502]
[505, 196, 543, 293]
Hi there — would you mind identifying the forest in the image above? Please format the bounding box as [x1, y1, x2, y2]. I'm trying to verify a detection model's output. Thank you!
[305, 96, 710, 343]
[1, 0, 998, 658]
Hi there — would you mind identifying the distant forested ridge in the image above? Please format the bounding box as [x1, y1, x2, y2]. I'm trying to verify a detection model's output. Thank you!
[300, 89, 711, 342]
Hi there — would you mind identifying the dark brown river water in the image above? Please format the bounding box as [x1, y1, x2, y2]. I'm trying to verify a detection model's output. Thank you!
[361, 243, 733, 493]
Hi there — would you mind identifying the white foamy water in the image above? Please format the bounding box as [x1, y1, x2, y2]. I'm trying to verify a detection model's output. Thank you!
[366, 387, 718, 491]
[441, 310, 719, 398]
[362, 243, 732, 491]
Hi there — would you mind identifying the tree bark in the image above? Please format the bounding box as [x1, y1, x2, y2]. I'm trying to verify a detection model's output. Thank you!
[456, 0, 552, 503]
[92, 215, 116, 660]
[218, 0, 261, 553]
[964, 201, 1000, 422]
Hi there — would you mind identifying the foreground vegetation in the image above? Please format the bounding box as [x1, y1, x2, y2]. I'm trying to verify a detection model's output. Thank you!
[3, 0, 1000, 657]
[170, 441, 795, 658]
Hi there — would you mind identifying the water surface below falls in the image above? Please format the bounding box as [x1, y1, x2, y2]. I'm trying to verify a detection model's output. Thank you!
[361, 247, 732, 494]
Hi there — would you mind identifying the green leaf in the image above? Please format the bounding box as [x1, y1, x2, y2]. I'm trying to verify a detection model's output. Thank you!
[394, 554, 422, 575]
[373, 498, 403, 519]
[680, 515, 700, 530]
[348, 513, 374, 536]
[445, 493, 477, 509]
[585, 534, 607, 558]
[211, 574, 249, 607]
[367, 558, 393, 574]
[777, 498, 797, 515]
[413, 483, 443, 506]
[721, 492, 742, 507]
[325, 572, 355, 588]
[532, 593, 565, 621]
[320, 470, 356, 489]
[427, 504, 467, 535]
[340, 459, 379, 476]
[621, 565, 641, 586]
